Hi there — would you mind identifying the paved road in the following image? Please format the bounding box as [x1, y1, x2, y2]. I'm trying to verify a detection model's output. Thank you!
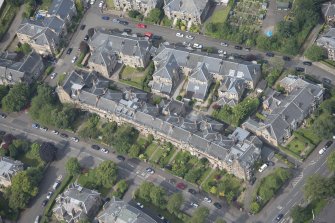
[250, 141, 334, 223]
[1, 112, 244, 223]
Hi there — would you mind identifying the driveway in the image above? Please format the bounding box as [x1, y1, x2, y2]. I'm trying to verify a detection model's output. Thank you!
[261, 0, 288, 35]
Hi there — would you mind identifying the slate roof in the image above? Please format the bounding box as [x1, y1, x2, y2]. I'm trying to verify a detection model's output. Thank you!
[219, 76, 245, 100]
[98, 197, 157, 223]
[48, 0, 76, 19]
[317, 28, 335, 49]
[0, 157, 24, 183]
[164, 0, 209, 19]
[322, 2, 335, 19]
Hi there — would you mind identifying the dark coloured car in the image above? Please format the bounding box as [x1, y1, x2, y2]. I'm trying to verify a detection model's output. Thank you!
[214, 202, 222, 209]
[123, 28, 132, 33]
[163, 219, 170, 223]
[303, 61, 312, 66]
[168, 178, 176, 184]
[42, 199, 48, 207]
[188, 188, 197, 194]
[234, 45, 242, 50]
[157, 214, 164, 220]
[66, 48, 73, 55]
[282, 56, 290, 61]
[176, 182, 187, 190]
[102, 16, 110, 20]
[60, 133, 68, 138]
[325, 141, 333, 148]
[84, 35, 89, 41]
[80, 24, 86, 30]
[0, 113, 6, 118]
[119, 20, 129, 25]
[295, 67, 305, 72]
[275, 213, 284, 221]
[249, 177, 256, 185]
[117, 155, 125, 161]
[152, 35, 162, 40]
[164, 164, 172, 170]
[91, 144, 100, 150]
[266, 52, 274, 57]
[322, 78, 332, 85]
[0, 131, 6, 136]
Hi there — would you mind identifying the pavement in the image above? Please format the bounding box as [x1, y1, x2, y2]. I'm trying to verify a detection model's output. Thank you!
[1, 112, 244, 223]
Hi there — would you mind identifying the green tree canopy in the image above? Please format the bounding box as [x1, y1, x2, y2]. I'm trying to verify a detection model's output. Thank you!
[304, 45, 327, 61]
[0, 85, 9, 106]
[2, 83, 30, 112]
[327, 151, 335, 172]
[137, 181, 155, 202]
[66, 157, 81, 176]
[188, 207, 209, 223]
[145, 8, 163, 24]
[304, 175, 334, 201]
[167, 193, 183, 214]
[95, 160, 118, 188]
[312, 113, 335, 139]
[149, 185, 166, 207]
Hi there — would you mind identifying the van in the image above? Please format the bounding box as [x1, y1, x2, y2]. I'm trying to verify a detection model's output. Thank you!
[258, 164, 268, 173]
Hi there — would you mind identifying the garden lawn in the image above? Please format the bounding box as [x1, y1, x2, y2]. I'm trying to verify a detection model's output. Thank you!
[198, 168, 214, 186]
[120, 66, 139, 78]
[137, 137, 148, 147]
[106, 0, 115, 9]
[296, 127, 321, 145]
[77, 172, 111, 196]
[286, 137, 306, 155]
[150, 147, 165, 162]
[209, 6, 231, 24]
[145, 143, 158, 158]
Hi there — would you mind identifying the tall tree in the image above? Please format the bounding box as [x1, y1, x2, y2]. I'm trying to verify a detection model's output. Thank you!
[95, 160, 118, 188]
[304, 45, 327, 61]
[137, 182, 154, 202]
[167, 193, 183, 214]
[2, 83, 30, 112]
[188, 207, 210, 223]
[304, 175, 334, 201]
[149, 186, 166, 207]
[0, 85, 9, 106]
[312, 113, 335, 139]
[39, 142, 57, 162]
[66, 157, 81, 176]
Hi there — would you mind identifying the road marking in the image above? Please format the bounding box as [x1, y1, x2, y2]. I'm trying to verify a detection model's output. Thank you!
[287, 199, 292, 205]
[293, 191, 299, 197]
[321, 159, 327, 167]
[315, 166, 321, 173]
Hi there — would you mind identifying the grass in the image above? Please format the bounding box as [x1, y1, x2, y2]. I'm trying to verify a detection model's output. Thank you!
[137, 137, 148, 147]
[40, 0, 53, 10]
[119, 79, 144, 90]
[106, 0, 115, 9]
[0, 4, 19, 40]
[77, 171, 111, 196]
[150, 147, 165, 162]
[19, 150, 44, 167]
[209, 5, 231, 24]
[120, 65, 139, 78]
[198, 168, 213, 186]
[296, 128, 321, 145]
[286, 138, 306, 155]
[145, 143, 158, 158]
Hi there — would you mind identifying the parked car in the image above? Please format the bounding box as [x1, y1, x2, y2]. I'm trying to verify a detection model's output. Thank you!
[60, 133, 68, 138]
[50, 72, 57, 79]
[144, 32, 153, 38]
[117, 155, 125, 161]
[193, 43, 202, 49]
[34, 216, 40, 223]
[295, 67, 305, 72]
[0, 113, 6, 118]
[71, 56, 77, 63]
[80, 24, 86, 30]
[303, 61, 312, 66]
[188, 188, 196, 194]
[282, 56, 290, 61]
[102, 16, 110, 20]
[176, 32, 184, 38]
[84, 35, 89, 41]
[32, 123, 40, 129]
[41, 199, 48, 207]
[137, 23, 147, 28]
[101, 148, 109, 153]
[136, 202, 144, 208]
[157, 214, 165, 220]
[91, 145, 100, 150]
[214, 202, 222, 209]
[90, 0, 95, 4]
[218, 49, 224, 54]
[185, 35, 194, 39]
[66, 48, 73, 55]
[146, 167, 155, 174]
[190, 202, 199, 208]
[244, 47, 251, 51]
[71, 137, 79, 142]
[112, 18, 120, 23]
[322, 78, 331, 85]
[119, 20, 129, 25]
[220, 42, 228, 47]
[168, 178, 176, 184]
[234, 45, 242, 50]
[266, 52, 274, 57]
[176, 182, 187, 190]
[40, 126, 48, 131]
[258, 163, 268, 173]
[325, 140, 333, 148]
[319, 148, 326, 155]
[0, 131, 6, 136]
[99, 1, 104, 8]
[123, 28, 132, 33]
[46, 191, 53, 200]
[152, 35, 162, 40]
[51, 130, 59, 135]
[52, 181, 61, 190]
[203, 197, 212, 203]
[275, 213, 284, 222]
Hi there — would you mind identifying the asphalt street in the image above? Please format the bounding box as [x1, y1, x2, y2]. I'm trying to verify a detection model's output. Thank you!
[1, 112, 244, 223]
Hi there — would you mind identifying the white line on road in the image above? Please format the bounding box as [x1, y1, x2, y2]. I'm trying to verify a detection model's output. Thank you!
[293, 191, 299, 197]
[315, 166, 321, 173]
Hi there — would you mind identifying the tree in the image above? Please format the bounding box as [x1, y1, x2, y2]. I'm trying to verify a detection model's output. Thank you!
[20, 43, 32, 55]
[188, 207, 209, 223]
[66, 157, 81, 176]
[290, 205, 311, 223]
[137, 182, 154, 202]
[95, 160, 118, 188]
[39, 142, 57, 162]
[145, 8, 163, 23]
[312, 113, 335, 139]
[79, 114, 101, 139]
[128, 144, 141, 158]
[304, 45, 327, 61]
[327, 151, 335, 172]
[2, 83, 30, 112]
[250, 201, 260, 214]
[304, 175, 334, 201]
[321, 98, 335, 114]
[128, 10, 141, 19]
[0, 85, 9, 106]
[79, 41, 89, 54]
[184, 168, 203, 183]
[149, 186, 166, 207]
[115, 180, 128, 195]
[167, 193, 183, 214]
[8, 140, 29, 159]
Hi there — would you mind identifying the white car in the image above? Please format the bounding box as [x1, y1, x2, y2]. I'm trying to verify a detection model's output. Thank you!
[185, 35, 194, 40]
[71, 56, 77, 63]
[218, 49, 223, 54]
[176, 32, 184, 38]
[90, 0, 95, 5]
[136, 202, 144, 208]
[46, 191, 53, 200]
[101, 148, 109, 154]
[193, 43, 203, 49]
[204, 197, 212, 203]
[34, 216, 40, 223]
[220, 42, 228, 47]
[190, 202, 199, 208]
[40, 126, 48, 132]
[52, 130, 59, 135]
[99, 1, 104, 7]
[71, 137, 79, 142]
[319, 148, 326, 155]
[50, 72, 57, 79]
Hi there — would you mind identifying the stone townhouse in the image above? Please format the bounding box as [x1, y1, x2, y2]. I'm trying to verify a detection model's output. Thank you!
[53, 184, 102, 223]
[316, 28, 335, 61]
[88, 30, 153, 78]
[151, 44, 261, 102]
[114, 0, 163, 16]
[163, 0, 211, 25]
[217, 76, 245, 106]
[98, 197, 157, 223]
[0, 157, 24, 188]
[322, 1, 335, 24]
[57, 70, 262, 180]
[17, 0, 76, 55]
[242, 76, 324, 146]
[0, 51, 44, 85]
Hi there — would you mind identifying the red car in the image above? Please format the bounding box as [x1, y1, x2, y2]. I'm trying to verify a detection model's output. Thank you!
[176, 182, 187, 190]
[144, 32, 153, 38]
[137, 23, 147, 28]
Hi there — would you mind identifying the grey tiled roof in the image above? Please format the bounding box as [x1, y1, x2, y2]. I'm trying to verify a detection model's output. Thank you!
[317, 28, 335, 49]
[48, 0, 76, 19]
[164, 0, 209, 18]
[322, 2, 335, 18]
